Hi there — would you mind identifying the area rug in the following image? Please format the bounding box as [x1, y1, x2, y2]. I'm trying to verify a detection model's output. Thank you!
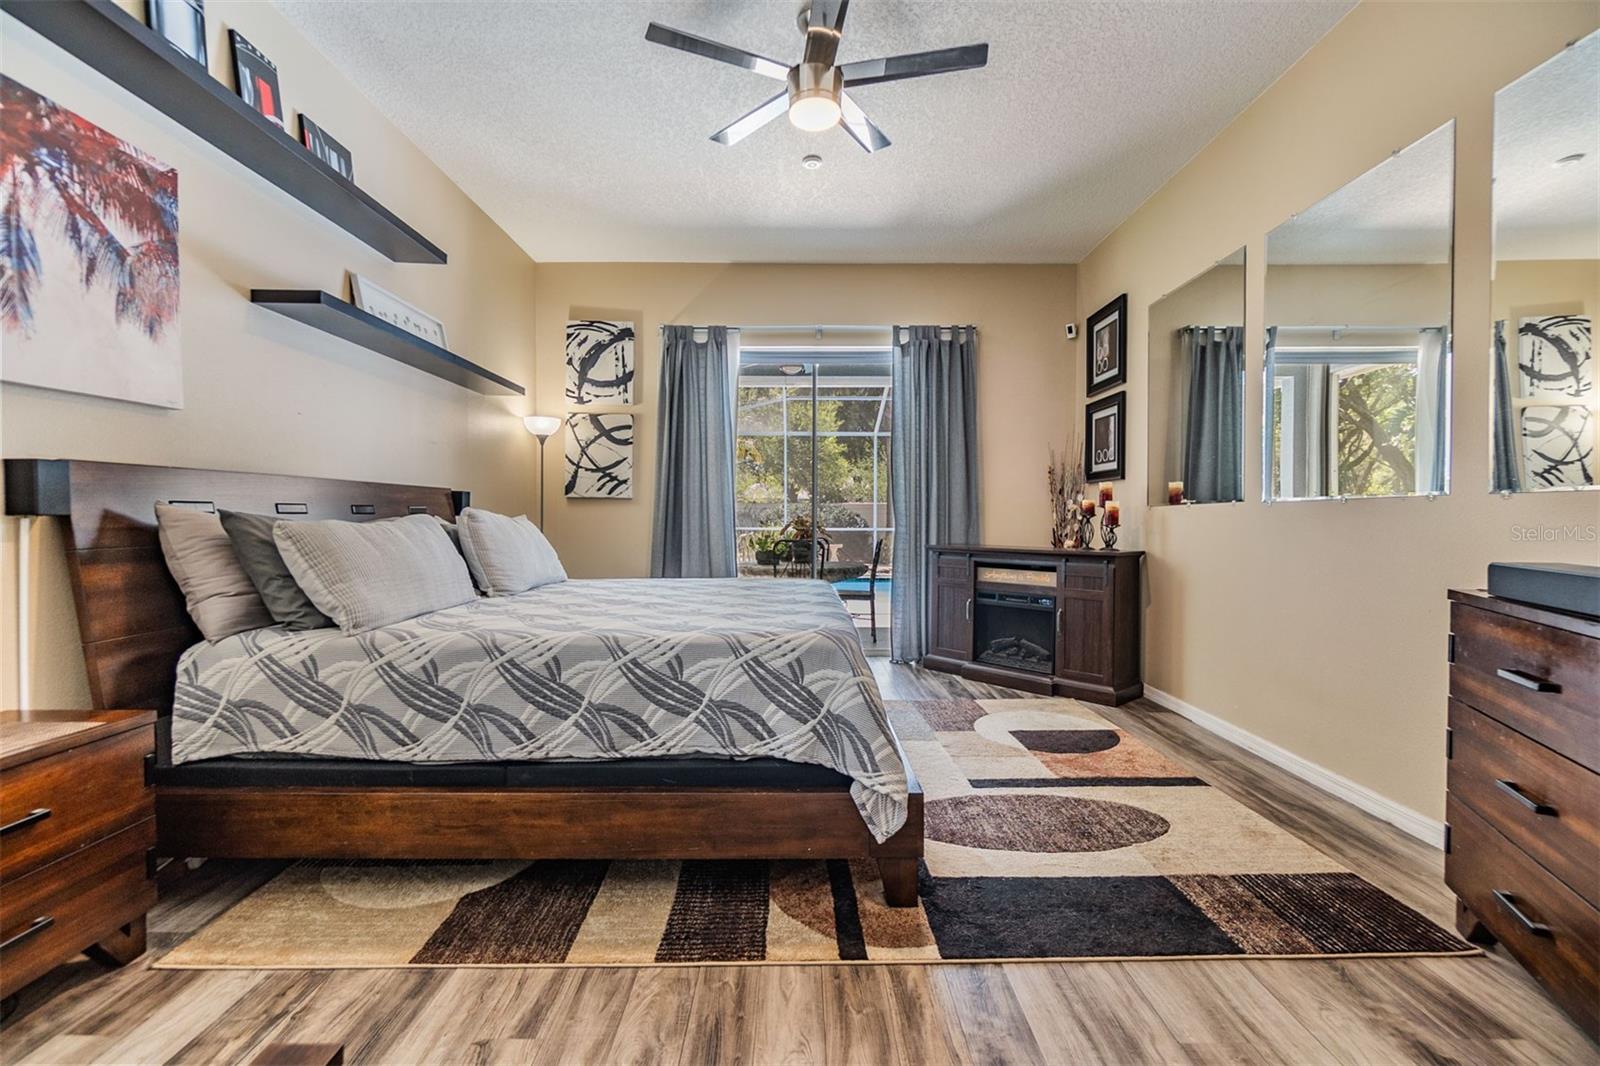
[157, 697, 1474, 968]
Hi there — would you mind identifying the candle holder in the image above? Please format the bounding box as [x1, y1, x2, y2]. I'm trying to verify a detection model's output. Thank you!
[1099, 520, 1118, 551]
[1077, 513, 1095, 549]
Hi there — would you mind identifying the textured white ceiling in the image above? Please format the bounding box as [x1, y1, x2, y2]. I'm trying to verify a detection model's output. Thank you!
[1494, 30, 1598, 262]
[274, 0, 1352, 263]
[1267, 122, 1456, 266]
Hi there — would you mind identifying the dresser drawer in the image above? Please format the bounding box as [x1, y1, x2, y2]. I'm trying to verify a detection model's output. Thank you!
[0, 818, 156, 999]
[1450, 602, 1600, 771]
[0, 727, 154, 880]
[1448, 700, 1599, 907]
[1446, 795, 1599, 1040]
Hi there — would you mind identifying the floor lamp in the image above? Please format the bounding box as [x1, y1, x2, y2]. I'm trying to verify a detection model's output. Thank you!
[523, 415, 562, 528]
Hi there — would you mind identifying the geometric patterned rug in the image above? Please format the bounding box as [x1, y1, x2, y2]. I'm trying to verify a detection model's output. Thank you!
[156, 697, 1475, 968]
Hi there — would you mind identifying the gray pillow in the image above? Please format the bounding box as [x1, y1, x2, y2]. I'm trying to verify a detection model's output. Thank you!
[274, 513, 476, 634]
[155, 504, 275, 641]
[220, 510, 332, 630]
[456, 507, 567, 596]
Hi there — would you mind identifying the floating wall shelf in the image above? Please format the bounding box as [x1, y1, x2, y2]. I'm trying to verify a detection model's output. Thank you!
[252, 290, 523, 396]
[1, 0, 448, 264]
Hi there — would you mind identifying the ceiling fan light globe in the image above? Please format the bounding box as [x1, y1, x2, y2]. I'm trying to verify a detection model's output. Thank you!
[789, 94, 841, 131]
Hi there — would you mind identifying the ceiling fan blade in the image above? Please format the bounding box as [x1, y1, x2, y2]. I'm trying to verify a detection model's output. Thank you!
[710, 91, 789, 146]
[838, 93, 890, 153]
[645, 23, 789, 81]
[839, 43, 989, 88]
[802, 0, 848, 67]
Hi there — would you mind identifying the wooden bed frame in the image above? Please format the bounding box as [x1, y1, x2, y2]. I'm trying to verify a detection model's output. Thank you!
[3, 459, 923, 905]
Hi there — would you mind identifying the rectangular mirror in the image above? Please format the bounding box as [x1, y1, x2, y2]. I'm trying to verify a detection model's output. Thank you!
[1490, 31, 1597, 493]
[1147, 249, 1246, 506]
[1264, 121, 1455, 502]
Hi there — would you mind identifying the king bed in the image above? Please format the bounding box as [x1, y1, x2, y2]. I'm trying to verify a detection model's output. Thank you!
[3, 459, 923, 905]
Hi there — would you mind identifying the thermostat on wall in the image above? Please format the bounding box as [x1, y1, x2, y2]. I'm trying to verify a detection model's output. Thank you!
[1064, 323, 1078, 340]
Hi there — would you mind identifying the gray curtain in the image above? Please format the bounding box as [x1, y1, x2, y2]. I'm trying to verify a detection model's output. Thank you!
[1181, 326, 1244, 503]
[890, 325, 979, 662]
[1420, 326, 1450, 494]
[1491, 320, 1523, 493]
[650, 325, 738, 578]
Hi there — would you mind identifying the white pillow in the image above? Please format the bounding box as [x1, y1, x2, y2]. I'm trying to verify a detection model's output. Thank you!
[456, 507, 567, 596]
[274, 513, 476, 634]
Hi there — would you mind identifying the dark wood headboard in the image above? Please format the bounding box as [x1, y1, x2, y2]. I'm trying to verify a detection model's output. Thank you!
[4, 459, 463, 713]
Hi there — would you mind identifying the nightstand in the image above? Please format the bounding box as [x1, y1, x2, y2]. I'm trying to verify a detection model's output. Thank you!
[0, 709, 157, 1005]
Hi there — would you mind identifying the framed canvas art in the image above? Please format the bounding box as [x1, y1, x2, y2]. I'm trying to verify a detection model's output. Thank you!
[1086, 293, 1128, 396]
[1085, 391, 1126, 481]
[566, 319, 636, 404]
[230, 31, 284, 129]
[566, 414, 634, 498]
[147, 0, 207, 68]
[0, 76, 182, 408]
[350, 274, 447, 348]
[299, 115, 353, 181]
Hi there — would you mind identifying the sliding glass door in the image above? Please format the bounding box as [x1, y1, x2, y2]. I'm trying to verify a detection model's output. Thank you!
[735, 349, 893, 645]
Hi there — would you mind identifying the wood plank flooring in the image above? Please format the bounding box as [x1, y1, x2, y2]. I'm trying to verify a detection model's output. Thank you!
[2, 662, 1594, 1065]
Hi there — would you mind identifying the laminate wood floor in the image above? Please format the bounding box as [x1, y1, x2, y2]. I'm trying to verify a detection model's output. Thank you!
[3, 663, 1594, 1066]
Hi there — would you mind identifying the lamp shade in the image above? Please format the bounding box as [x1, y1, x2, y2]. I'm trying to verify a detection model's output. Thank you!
[523, 415, 561, 439]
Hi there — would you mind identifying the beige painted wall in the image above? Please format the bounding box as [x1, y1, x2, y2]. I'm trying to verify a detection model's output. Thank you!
[0, 2, 541, 708]
[530, 264, 1076, 579]
[1075, 1, 1600, 824]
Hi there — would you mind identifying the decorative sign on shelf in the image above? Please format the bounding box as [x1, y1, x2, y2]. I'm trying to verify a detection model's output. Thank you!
[565, 413, 634, 498]
[229, 31, 284, 129]
[350, 274, 447, 348]
[565, 319, 636, 405]
[299, 115, 353, 181]
[0, 76, 183, 409]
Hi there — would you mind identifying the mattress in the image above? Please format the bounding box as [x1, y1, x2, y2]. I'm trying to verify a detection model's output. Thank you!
[170, 578, 907, 841]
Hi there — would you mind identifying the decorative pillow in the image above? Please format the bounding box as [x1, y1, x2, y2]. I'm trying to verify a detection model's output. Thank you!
[274, 513, 476, 633]
[456, 507, 567, 596]
[219, 510, 333, 631]
[155, 504, 275, 641]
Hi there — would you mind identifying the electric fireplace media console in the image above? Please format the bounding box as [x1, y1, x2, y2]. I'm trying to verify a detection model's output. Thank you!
[923, 546, 1143, 705]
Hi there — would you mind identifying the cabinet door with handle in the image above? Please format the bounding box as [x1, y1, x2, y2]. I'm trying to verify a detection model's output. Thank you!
[929, 553, 973, 660]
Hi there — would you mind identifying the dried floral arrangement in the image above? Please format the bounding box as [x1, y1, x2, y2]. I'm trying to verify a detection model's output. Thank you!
[1047, 440, 1086, 549]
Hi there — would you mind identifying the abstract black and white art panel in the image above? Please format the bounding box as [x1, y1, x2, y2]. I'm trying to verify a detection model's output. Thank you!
[1520, 405, 1594, 488]
[566, 320, 635, 405]
[566, 414, 633, 498]
[1518, 314, 1592, 399]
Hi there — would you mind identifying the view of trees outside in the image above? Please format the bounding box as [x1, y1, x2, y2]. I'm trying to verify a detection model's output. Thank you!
[734, 373, 892, 573]
[1335, 364, 1417, 496]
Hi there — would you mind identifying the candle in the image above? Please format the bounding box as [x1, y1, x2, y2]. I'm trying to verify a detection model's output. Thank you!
[1098, 482, 1114, 506]
[1104, 502, 1120, 528]
[1080, 498, 1096, 517]
[1168, 481, 1184, 506]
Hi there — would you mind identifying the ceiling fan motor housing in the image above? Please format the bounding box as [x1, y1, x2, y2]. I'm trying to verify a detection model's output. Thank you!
[789, 62, 843, 112]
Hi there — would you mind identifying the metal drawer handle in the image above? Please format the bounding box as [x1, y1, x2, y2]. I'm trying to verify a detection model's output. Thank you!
[1491, 890, 1552, 938]
[0, 807, 51, 836]
[965, 598, 972, 622]
[1495, 779, 1557, 817]
[0, 915, 54, 952]
[1496, 668, 1560, 693]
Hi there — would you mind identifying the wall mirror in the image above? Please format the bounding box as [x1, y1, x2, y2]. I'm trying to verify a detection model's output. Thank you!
[1263, 121, 1455, 502]
[1147, 249, 1246, 506]
[1489, 31, 1597, 493]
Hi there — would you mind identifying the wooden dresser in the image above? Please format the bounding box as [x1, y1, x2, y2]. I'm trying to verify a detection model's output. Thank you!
[923, 546, 1142, 705]
[1445, 589, 1599, 1041]
[0, 709, 157, 1005]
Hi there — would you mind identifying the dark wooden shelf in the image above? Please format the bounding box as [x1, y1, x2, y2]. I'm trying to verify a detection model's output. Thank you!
[1, 0, 447, 264]
[251, 290, 523, 395]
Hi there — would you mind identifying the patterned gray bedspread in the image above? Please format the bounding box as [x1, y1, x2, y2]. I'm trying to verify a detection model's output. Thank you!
[171, 579, 907, 841]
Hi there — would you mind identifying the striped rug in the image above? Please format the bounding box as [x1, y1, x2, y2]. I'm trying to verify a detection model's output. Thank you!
[157, 697, 1474, 967]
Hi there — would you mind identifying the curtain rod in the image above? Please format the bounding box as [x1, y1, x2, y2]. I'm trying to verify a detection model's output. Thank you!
[1272, 324, 1442, 332]
[656, 324, 977, 333]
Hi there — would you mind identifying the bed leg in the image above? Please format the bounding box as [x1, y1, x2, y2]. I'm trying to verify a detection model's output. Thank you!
[877, 858, 919, 907]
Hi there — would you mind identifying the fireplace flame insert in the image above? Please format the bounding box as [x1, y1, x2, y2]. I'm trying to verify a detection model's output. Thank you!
[973, 590, 1056, 675]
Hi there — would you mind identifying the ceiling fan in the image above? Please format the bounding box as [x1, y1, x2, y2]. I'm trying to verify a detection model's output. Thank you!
[644, 0, 988, 153]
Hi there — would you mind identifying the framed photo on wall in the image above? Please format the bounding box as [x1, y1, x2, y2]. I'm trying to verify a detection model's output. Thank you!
[1085, 391, 1126, 481]
[1085, 293, 1128, 396]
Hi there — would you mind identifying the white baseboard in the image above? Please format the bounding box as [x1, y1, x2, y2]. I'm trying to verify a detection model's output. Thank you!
[1143, 686, 1446, 849]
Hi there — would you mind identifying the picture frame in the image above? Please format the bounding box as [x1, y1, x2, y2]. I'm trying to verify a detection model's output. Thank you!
[565, 319, 636, 405]
[229, 30, 284, 129]
[566, 413, 634, 498]
[299, 115, 354, 181]
[1085, 391, 1126, 481]
[147, 0, 207, 69]
[1085, 293, 1128, 396]
[350, 274, 447, 348]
